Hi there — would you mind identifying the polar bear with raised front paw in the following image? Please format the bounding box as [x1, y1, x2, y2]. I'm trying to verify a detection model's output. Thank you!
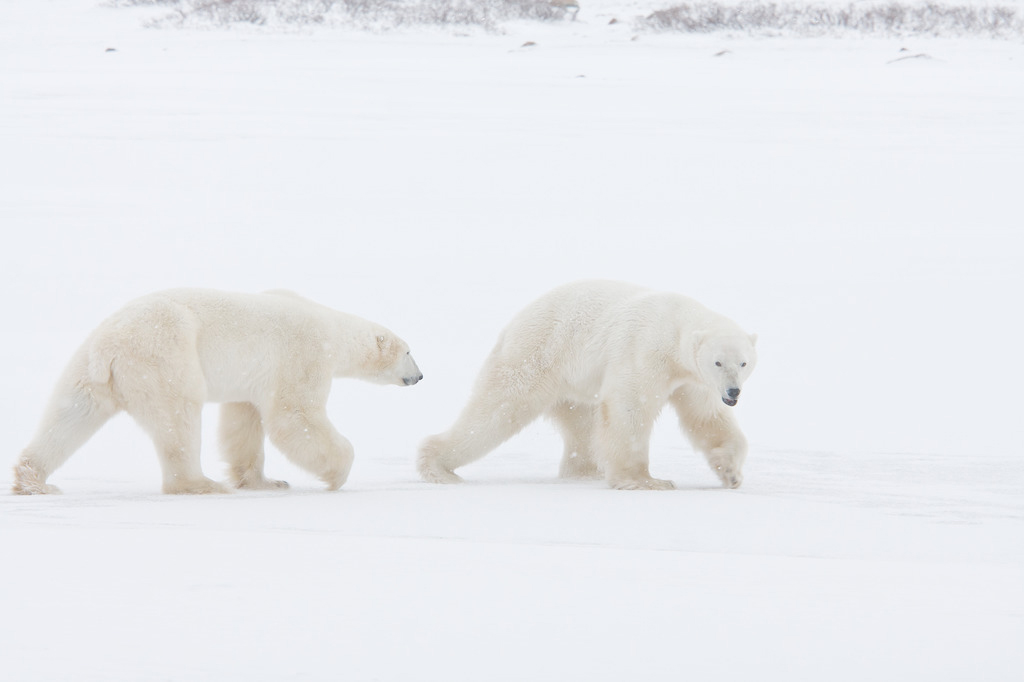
[13, 289, 422, 495]
[418, 280, 756, 490]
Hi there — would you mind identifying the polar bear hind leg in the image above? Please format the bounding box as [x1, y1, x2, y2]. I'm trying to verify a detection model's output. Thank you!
[418, 398, 547, 483]
[128, 396, 227, 495]
[669, 387, 747, 488]
[109, 329, 228, 495]
[418, 362, 554, 483]
[219, 402, 289, 490]
[548, 402, 600, 479]
[13, 349, 119, 494]
[263, 404, 353, 491]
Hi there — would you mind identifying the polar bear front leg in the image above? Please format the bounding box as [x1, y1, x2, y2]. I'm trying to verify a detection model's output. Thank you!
[596, 399, 674, 491]
[219, 402, 289, 490]
[265, 405, 353, 491]
[669, 388, 747, 489]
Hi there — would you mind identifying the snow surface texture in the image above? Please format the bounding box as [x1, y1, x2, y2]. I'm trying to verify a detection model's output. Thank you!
[1, 0, 1022, 680]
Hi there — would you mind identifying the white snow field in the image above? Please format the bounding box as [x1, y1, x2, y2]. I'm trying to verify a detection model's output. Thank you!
[1, 0, 1022, 680]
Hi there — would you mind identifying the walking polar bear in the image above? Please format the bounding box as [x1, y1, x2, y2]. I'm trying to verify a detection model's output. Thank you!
[418, 280, 757, 490]
[13, 289, 422, 495]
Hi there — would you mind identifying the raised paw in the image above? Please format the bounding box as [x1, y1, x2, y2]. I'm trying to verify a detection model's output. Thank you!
[316, 466, 352, 491]
[715, 466, 743, 489]
[707, 444, 745, 489]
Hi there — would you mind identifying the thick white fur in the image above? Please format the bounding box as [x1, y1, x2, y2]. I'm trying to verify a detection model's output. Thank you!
[13, 289, 422, 495]
[418, 280, 757, 490]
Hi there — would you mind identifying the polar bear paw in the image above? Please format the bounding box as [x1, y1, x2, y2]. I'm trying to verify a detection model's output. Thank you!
[233, 472, 290, 491]
[318, 470, 349, 491]
[417, 437, 465, 484]
[163, 477, 231, 495]
[12, 461, 61, 495]
[418, 461, 464, 484]
[707, 445, 744, 489]
[714, 466, 743, 489]
[610, 476, 675, 491]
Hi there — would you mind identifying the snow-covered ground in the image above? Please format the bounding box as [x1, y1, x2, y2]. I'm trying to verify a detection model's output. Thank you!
[1, 1, 1022, 680]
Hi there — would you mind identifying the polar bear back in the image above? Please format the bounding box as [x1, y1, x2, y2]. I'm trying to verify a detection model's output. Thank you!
[490, 280, 741, 391]
[84, 289, 375, 405]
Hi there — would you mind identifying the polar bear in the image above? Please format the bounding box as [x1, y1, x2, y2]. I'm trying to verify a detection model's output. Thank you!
[418, 280, 756, 490]
[12, 289, 422, 495]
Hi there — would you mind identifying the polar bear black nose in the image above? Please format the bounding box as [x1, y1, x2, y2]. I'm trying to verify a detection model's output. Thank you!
[727, 388, 740, 399]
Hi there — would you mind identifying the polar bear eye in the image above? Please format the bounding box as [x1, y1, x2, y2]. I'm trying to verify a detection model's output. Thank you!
[715, 361, 721, 367]
[741, 362, 747, 367]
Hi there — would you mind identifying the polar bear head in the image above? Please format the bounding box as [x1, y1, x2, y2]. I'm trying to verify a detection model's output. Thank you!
[694, 332, 757, 406]
[365, 330, 423, 387]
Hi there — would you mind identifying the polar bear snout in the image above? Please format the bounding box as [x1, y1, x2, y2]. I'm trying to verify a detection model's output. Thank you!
[722, 387, 740, 406]
[399, 353, 423, 386]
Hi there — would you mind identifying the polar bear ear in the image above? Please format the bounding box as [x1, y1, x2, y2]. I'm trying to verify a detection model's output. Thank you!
[691, 330, 708, 347]
[749, 333, 758, 347]
[376, 334, 391, 351]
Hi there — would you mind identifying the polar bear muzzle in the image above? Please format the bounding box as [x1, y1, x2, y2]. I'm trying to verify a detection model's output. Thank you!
[399, 352, 423, 386]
